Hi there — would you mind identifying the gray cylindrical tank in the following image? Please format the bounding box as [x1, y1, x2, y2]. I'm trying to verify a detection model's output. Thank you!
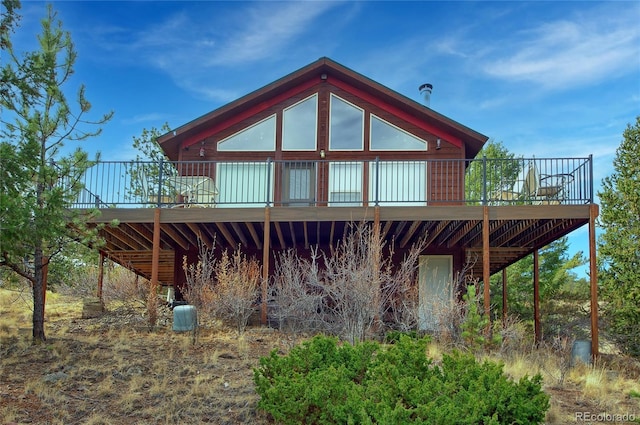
[173, 305, 197, 332]
[571, 340, 592, 365]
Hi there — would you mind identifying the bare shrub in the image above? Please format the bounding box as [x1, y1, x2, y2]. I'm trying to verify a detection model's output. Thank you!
[320, 222, 384, 343]
[57, 266, 100, 299]
[102, 266, 150, 312]
[183, 240, 260, 334]
[182, 240, 217, 320]
[271, 248, 324, 333]
[270, 221, 426, 343]
[211, 248, 261, 335]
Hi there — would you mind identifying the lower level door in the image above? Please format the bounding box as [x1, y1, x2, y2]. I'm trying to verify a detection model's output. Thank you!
[418, 255, 453, 332]
[282, 162, 316, 206]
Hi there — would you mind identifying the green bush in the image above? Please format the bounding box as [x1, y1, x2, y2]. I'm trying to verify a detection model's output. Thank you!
[254, 335, 549, 425]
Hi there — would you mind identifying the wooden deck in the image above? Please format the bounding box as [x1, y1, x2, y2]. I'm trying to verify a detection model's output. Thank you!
[90, 203, 593, 285]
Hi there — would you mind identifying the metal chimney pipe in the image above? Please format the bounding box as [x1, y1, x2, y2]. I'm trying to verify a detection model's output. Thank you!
[419, 83, 433, 107]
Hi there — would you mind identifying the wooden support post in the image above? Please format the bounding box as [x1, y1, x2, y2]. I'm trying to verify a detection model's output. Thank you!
[261, 207, 271, 325]
[502, 267, 507, 324]
[482, 206, 491, 319]
[149, 208, 161, 326]
[97, 251, 105, 302]
[589, 204, 599, 359]
[533, 249, 541, 345]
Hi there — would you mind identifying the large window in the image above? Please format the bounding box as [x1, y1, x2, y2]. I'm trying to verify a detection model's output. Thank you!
[370, 115, 426, 150]
[283, 95, 317, 150]
[328, 162, 362, 206]
[368, 160, 427, 206]
[216, 162, 274, 207]
[329, 95, 364, 150]
[218, 115, 276, 151]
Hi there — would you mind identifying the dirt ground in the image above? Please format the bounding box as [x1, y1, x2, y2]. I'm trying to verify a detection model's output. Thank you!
[1, 292, 639, 425]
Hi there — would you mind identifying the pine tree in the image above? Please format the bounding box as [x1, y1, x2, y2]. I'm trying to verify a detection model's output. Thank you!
[0, 2, 112, 342]
[597, 116, 640, 356]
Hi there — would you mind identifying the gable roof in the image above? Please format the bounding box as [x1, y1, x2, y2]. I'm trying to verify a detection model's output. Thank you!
[157, 57, 488, 160]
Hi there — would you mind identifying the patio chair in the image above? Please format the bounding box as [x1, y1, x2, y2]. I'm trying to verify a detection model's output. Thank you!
[522, 162, 574, 204]
[169, 176, 218, 207]
[490, 162, 528, 204]
[491, 161, 573, 205]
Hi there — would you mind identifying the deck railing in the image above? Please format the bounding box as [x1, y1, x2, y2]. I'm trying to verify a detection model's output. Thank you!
[68, 156, 593, 208]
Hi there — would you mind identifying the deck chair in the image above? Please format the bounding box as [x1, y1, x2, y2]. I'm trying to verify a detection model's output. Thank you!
[169, 176, 218, 207]
[490, 162, 528, 204]
[522, 162, 572, 204]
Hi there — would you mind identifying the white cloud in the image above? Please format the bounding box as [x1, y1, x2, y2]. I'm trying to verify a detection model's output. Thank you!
[204, 2, 338, 67]
[482, 7, 640, 90]
[121, 113, 169, 126]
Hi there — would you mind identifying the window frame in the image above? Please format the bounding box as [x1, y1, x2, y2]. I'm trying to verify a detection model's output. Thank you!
[217, 115, 276, 152]
[369, 114, 427, 151]
[328, 94, 365, 151]
[282, 94, 318, 151]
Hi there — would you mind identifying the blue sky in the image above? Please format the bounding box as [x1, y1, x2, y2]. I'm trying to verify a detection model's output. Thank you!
[11, 1, 640, 276]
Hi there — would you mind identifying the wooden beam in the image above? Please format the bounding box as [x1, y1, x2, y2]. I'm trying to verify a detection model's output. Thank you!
[303, 221, 309, 249]
[127, 223, 154, 247]
[380, 220, 393, 240]
[160, 224, 190, 250]
[482, 206, 490, 318]
[229, 222, 249, 247]
[399, 220, 422, 249]
[187, 222, 209, 246]
[215, 222, 237, 249]
[246, 222, 261, 249]
[261, 208, 271, 325]
[425, 220, 449, 245]
[274, 221, 286, 249]
[288, 222, 296, 247]
[329, 221, 336, 254]
[589, 204, 599, 359]
[533, 249, 541, 345]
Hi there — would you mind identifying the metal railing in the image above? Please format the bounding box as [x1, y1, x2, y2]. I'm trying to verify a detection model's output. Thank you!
[68, 156, 593, 208]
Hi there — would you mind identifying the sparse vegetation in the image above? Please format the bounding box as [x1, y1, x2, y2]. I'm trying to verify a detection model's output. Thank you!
[270, 221, 425, 343]
[1, 288, 639, 424]
[183, 239, 261, 335]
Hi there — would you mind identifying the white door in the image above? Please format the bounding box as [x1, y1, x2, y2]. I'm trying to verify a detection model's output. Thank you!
[418, 255, 453, 332]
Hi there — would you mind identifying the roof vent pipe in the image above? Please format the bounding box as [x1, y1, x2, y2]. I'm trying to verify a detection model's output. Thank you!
[419, 83, 433, 107]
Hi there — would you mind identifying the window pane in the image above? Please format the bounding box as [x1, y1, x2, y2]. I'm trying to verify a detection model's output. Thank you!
[283, 95, 317, 150]
[289, 168, 311, 200]
[329, 162, 362, 206]
[369, 160, 427, 206]
[216, 162, 273, 207]
[218, 115, 276, 151]
[329, 95, 364, 150]
[371, 115, 426, 150]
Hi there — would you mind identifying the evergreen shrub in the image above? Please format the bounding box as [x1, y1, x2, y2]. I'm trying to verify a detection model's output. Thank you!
[254, 335, 549, 424]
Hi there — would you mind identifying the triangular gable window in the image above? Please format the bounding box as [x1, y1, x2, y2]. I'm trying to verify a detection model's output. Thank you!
[283, 94, 317, 150]
[218, 115, 276, 151]
[370, 115, 426, 150]
[329, 94, 364, 150]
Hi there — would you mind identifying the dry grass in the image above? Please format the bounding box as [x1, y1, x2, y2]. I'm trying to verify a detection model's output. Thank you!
[1, 288, 639, 424]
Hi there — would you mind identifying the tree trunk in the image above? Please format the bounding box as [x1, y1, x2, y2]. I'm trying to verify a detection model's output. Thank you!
[32, 248, 46, 343]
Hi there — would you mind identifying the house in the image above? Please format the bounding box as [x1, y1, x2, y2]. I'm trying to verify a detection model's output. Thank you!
[80, 58, 599, 354]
